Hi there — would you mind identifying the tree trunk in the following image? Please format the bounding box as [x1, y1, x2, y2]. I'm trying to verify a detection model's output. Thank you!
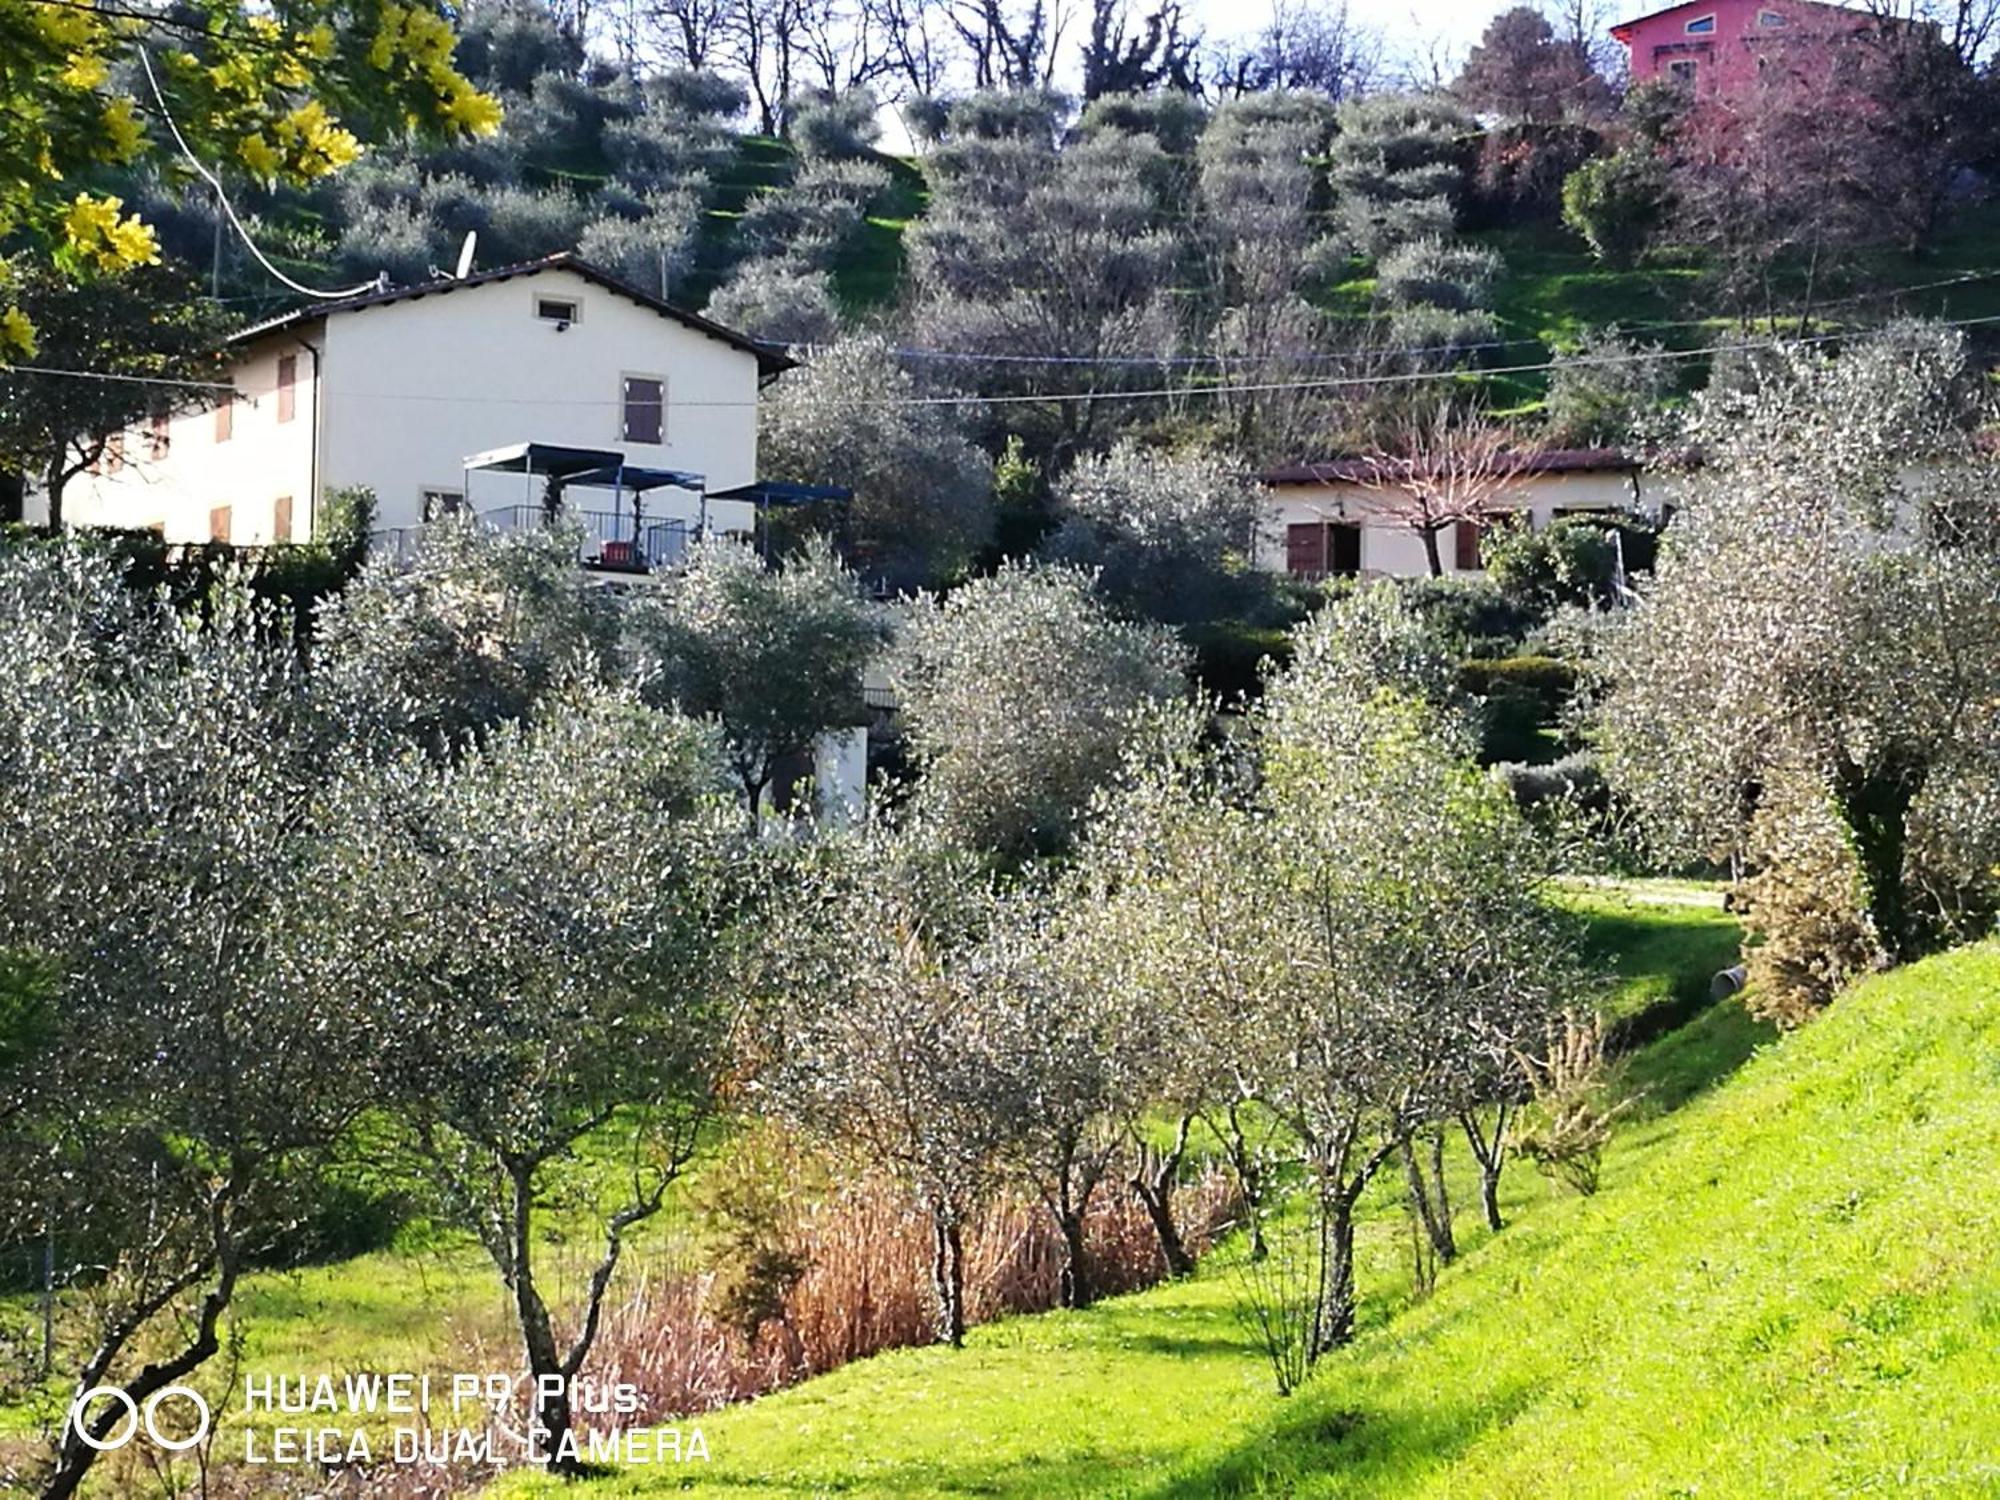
[1429, 1130, 1453, 1250]
[1312, 1187, 1358, 1355]
[504, 1161, 580, 1474]
[1130, 1114, 1194, 1280]
[1834, 750, 1928, 962]
[43, 458, 66, 533]
[1400, 1128, 1456, 1264]
[929, 1207, 966, 1348]
[43, 1247, 239, 1500]
[1421, 525, 1444, 577]
[1460, 1102, 1513, 1233]
[1057, 1205, 1091, 1310]
[1219, 1101, 1268, 1261]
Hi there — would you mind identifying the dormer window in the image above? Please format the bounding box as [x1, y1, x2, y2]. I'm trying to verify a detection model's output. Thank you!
[1685, 12, 1716, 31]
[536, 295, 580, 326]
[1758, 7, 1786, 23]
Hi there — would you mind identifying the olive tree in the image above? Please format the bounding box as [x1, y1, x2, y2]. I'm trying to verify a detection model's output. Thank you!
[977, 854, 1182, 1308]
[1588, 326, 2000, 966]
[319, 691, 745, 1473]
[625, 537, 886, 821]
[751, 829, 1018, 1347]
[759, 336, 996, 590]
[1043, 442, 1263, 624]
[1065, 706, 1286, 1267]
[313, 518, 618, 753]
[890, 561, 1189, 863]
[1249, 585, 1577, 1347]
[0, 551, 383, 1500]
[906, 114, 1184, 457]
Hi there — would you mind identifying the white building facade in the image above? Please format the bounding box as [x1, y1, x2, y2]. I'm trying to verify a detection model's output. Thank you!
[42, 254, 789, 549]
[1259, 450, 1682, 579]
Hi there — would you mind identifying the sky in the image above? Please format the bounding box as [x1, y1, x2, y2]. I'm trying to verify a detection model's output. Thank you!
[872, 0, 1581, 151]
[1182, 0, 1518, 79]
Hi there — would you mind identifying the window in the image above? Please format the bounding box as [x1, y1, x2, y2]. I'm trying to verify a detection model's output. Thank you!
[276, 354, 296, 424]
[420, 488, 465, 522]
[1758, 7, 1786, 24]
[536, 295, 580, 325]
[209, 505, 232, 544]
[622, 375, 665, 445]
[148, 411, 170, 461]
[1329, 523, 1361, 576]
[215, 394, 233, 443]
[273, 494, 293, 544]
[1668, 57, 1699, 84]
[1684, 12, 1715, 32]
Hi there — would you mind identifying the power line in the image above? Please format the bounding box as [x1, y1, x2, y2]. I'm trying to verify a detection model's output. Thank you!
[13, 310, 2000, 409]
[136, 47, 384, 303]
[790, 268, 2000, 371]
[0, 363, 236, 393]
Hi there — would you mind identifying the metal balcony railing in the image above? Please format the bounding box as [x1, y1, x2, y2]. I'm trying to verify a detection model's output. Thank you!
[479, 506, 692, 573]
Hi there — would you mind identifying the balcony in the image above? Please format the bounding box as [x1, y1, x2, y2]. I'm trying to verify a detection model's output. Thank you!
[479, 504, 692, 573]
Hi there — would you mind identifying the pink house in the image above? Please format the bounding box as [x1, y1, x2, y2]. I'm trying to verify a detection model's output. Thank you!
[1610, 0, 1880, 95]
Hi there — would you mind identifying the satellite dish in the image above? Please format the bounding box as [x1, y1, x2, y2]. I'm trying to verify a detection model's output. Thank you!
[454, 231, 477, 280]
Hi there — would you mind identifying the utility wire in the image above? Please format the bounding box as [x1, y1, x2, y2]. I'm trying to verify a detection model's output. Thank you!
[848, 270, 2000, 370]
[0, 363, 237, 392]
[14, 310, 2000, 407]
[136, 47, 383, 303]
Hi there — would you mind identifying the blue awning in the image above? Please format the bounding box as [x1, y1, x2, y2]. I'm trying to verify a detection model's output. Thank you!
[569, 464, 705, 493]
[462, 441, 623, 478]
[707, 481, 853, 506]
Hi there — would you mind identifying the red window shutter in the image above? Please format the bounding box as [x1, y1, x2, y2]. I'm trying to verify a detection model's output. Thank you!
[215, 396, 233, 443]
[273, 495, 293, 544]
[276, 355, 296, 424]
[209, 505, 232, 543]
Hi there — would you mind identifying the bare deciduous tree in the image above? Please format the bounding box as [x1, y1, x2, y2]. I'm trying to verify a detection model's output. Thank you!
[1346, 404, 1529, 577]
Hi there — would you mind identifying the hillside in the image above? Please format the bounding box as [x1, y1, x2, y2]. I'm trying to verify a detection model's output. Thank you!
[499, 942, 2000, 1498]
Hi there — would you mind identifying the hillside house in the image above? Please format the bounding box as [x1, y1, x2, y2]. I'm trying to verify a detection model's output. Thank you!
[1610, 0, 1884, 95]
[1259, 449, 1679, 579]
[37, 253, 793, 563]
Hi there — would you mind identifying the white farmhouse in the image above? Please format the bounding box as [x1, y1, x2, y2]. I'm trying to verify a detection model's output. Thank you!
[42, 252, 793, 555]
[1259, 449, 1683, 579]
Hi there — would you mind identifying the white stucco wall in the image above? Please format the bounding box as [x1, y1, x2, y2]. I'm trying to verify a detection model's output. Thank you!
[51, 340, 315, 543]
[1256, 466, 1680, 578]
[49, 267, 767, 544]
[318, 268, 761, 538]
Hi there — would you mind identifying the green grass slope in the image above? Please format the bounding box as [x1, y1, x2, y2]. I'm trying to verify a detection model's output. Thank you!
[500, 942, 2000, 1500]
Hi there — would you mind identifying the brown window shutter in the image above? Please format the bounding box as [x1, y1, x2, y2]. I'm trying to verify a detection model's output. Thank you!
[209, 505, 232, 544]
[273, 495, 293, 544]
[1285, 522, 1327, 577]
[277, 355, 296, 424]
[622, 376, 664, 444]
[1454, 519, 1484, 571]
[215, 396, 233, 443]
